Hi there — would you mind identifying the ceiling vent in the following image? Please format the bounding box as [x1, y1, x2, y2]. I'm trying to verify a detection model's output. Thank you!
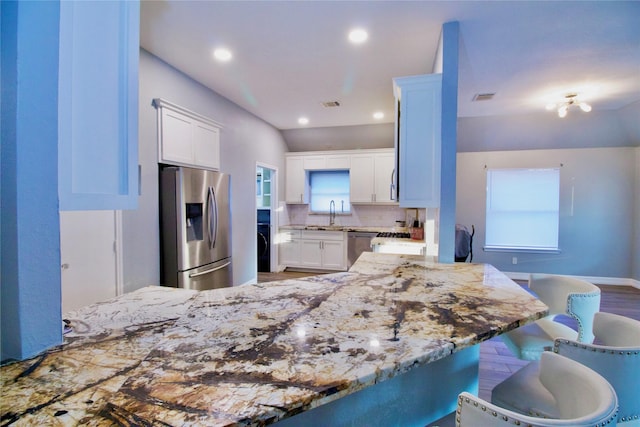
[321, 101, 341, 108]
[472, 93, 495, 101]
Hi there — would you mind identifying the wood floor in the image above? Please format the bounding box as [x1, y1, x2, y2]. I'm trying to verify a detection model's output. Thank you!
[257, 270, 640, 404]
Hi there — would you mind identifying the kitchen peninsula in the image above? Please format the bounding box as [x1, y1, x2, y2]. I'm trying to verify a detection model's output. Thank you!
[1, 253, 547, 426]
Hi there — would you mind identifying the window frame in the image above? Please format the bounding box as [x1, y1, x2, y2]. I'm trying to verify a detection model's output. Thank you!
[308, 170, 351, 214]
[484, 167, 561, 254]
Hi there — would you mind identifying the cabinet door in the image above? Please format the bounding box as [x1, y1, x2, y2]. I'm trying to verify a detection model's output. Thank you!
[350, 155, 375, 203]
[300, 240, 323, 267]
[154, 99, 222, 170]
[279, 238, 301, 266]
[303, 155, 326, 170]
[395, 74, 442, 208]
[321, 240, 346, 270]
[326, 155, 350, 170]
[373, 153, 396, 203]
[193, 121, 220, 170]
[58, 1, 139, 210]
[161, 109, 194, 165]
[286, 156, 306, 203]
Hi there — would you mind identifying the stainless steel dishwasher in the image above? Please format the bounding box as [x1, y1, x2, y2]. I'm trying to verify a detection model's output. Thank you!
[347, 231, 378, 268]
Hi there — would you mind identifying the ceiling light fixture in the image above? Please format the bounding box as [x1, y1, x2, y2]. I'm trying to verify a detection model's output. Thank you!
[298, 117, 309, 125]
[213, 48, 232, 62]
[373, 111, 384, 120]
[348, 28, 368, 44]
[546, 93, 591, 118]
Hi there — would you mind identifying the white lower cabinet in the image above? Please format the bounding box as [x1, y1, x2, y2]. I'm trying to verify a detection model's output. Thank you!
[280, 230, 347, 271]
[279, 230, 301, 266]
[319, 240, 346, 270]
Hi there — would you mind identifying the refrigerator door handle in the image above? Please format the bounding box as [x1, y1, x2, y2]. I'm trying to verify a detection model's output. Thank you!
[188, 261, 231, 278]
[207, 186, 218, 249]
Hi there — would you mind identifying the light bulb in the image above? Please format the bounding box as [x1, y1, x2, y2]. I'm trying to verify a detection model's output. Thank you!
[213, 48, 232, 62]
[558, 105, 568, 118]
[579, 102, 592, 112]
[348, 28, 368, 44]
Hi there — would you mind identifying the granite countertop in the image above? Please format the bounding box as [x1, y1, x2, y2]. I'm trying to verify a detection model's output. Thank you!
[0, 253, 548, 426]
[279, 224, 400, 233]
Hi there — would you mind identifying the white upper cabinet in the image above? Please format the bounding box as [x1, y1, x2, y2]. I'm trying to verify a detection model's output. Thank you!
[285, 156, 307, 203]
[303, 155, 326, 171]
[285, 149, 394, 205]
[153, 99, 222, 170]
[373, 151, 396, 203]
[350, 155, 375, 203]
[350, 150, 396, 204]
[394, 74, 442, 208]
[303, 154, 350, 170]
[58, 1, 139, 210]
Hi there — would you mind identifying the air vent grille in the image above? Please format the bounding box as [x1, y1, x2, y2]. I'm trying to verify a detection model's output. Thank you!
[473, 93, 495, 101]
[321, 101, 341, 108]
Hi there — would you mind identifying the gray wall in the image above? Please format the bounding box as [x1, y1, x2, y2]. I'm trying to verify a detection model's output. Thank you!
[456, 146, 638, 280]
[457, 108, 639, 153]
[121, 49, 289, 291]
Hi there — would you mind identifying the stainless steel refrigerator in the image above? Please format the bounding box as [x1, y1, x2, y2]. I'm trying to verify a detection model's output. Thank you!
[160, 166, 232, 290]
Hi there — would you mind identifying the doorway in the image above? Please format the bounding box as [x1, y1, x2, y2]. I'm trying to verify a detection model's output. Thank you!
[256, 164, 277, 273]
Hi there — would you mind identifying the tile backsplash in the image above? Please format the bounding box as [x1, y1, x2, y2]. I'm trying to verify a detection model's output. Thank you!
[280, 203, 425, 229]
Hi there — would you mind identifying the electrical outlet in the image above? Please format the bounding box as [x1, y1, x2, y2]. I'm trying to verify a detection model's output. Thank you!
[512, 257, 518, 265]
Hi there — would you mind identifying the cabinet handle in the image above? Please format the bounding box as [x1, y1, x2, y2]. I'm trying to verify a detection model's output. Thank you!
[390, 168, 396, 201]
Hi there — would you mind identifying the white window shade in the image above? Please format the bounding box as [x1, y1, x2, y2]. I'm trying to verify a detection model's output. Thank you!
[485, 168, 560, 251]
[310, 171, 350, 213]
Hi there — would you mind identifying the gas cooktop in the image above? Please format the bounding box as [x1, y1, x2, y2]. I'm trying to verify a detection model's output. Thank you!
[376, 232, 411, 239]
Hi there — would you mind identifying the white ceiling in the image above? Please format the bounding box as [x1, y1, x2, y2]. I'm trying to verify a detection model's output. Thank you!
[140, 1, 640, 132]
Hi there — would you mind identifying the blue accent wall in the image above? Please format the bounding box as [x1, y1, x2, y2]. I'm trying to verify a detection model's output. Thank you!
[1, 1, 63, 361]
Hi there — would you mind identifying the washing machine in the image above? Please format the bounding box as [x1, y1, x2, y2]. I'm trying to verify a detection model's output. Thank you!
[257, 209, 271, 272]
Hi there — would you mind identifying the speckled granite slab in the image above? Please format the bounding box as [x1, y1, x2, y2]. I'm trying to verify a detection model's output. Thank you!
[1, 253, 548, 426]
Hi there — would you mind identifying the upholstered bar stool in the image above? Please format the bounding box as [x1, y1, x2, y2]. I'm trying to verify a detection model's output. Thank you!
[501, 273, 601, 360]
[456, 352, 618, 426]
[493, 312, 639, 426]
[558, 312, 639, 425]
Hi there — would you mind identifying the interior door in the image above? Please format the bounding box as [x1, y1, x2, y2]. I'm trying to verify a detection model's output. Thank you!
[60, 210, 117, 313]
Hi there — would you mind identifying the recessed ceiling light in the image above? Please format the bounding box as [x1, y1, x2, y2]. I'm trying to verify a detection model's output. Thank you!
[213, 48, 232, 62]
[373, 111, 384, 120]
[348, 28, 368, 44]
[298, 117, 309, 125]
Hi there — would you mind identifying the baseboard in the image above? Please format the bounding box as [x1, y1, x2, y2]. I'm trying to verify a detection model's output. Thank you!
[504, 272, 640, 289]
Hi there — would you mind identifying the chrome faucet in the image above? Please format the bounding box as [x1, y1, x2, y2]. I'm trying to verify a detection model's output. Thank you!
[329, 200, 336, 226]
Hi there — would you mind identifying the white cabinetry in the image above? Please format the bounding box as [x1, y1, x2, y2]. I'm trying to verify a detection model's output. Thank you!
[304, 154, 350, 170]
[279, 230, 301, 266]
[393, 74, 442, 208]
[285, 156, 306, 203]
[58, 1, 139, 210]
[280, 229, 347, 271]
[153, 98, 222, 170]
[350, 150, 396, 204]
[300, 230, 347, 270]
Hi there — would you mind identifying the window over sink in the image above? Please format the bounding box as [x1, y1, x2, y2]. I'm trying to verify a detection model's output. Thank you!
[309, 170, 350, 213]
